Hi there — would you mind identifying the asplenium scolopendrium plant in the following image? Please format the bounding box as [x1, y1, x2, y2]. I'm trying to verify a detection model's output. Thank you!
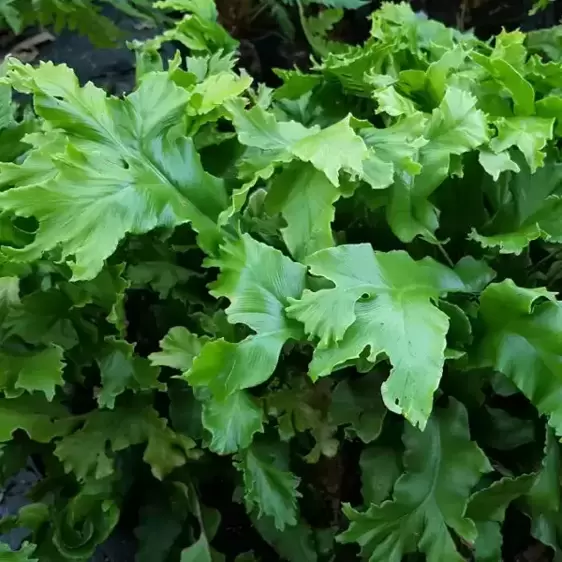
[1, 1, 562, 561]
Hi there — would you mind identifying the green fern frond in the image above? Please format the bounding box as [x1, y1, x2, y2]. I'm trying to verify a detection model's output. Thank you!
[0, 0, 157, 45]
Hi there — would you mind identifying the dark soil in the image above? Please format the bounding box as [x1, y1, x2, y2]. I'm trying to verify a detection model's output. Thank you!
[0, 1, 561, 561]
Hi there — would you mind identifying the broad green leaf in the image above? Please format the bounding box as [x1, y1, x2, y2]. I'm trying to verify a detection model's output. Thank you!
[475, 279, 562, 437]
[374, 85, 418, 117]
[490, 116, 554, 173]
[415, 86, 489, 196]
[0, 132, 63, 189]
[473, 521, 503, 562]
[0, 345, 65, 400]
[319, 42, 394, 97]
[226, 98, 312, 151]
[478, 149, 520, 181]
[290, 116, 369, 186]
[151, 0, 237, 53]
[467, 474, 537, 523]
[96, 337, 163, 409]
[301, 8, 348, 58]
[339, 400, 491, 562]
[536, 95, 562, 136]
[265, 162, 339, 261]
[524, 25, 562, 60]
[274, 69, 323, 100]
[472, 51, 535, 116]
[369, 1, 456, 52]
[388, 87, 488, 242]
[202, 390, 264, 455]
[150, 327, 208, 371]
[470, 155, 562, 254]
[5, 288, 79, 350]
[180, 536, 215, 562]
[55, 401, 195, 481]
[426, 46, 467, 103]
[386, 172, 440, 243]
[226, 100, 379, 188]
[357, 113, 427, 176]
[492, 29, 527, 71]
[287, 244, 465, 429]
[186, 234, 306, 399]
[453, 256, 496, 293]
[0, 394, 72, 443]
[187, 71, 252, 116]
[0, 61, 227, 279]
[236, 441, 301, 531]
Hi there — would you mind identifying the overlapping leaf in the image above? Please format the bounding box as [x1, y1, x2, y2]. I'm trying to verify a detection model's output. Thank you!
[151, 326, 264, 455]
[471, 154, 562, 253]
[226, 98, 392, 189]
[0, 394, 73, 443]
[339, 400, 491, 562]
[265, 162, 339, 260]
[288, 244, 466, 428]
[186, 234, 306, 399]
[0, 344, 65, 400]
[466, 472, 537, 561]
[55, 401, 196, 481]
[0, 60, 229, 280]
[236, 441, 301, 531]
[475, 279, 562, 438]
[387, 87, 489, 242]
[96, 338, 163, 409]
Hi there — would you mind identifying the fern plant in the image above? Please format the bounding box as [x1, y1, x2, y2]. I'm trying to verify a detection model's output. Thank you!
[0, 0, 157, 45]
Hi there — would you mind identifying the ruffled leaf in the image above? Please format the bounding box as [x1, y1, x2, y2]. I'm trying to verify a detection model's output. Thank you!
[0, 60, 228, 280]
[186, 234, 306, 399]
[236, 441, 301, 531]
[288, 244, 465, 428]
[339, 400, 491, 562]
[475, 279, 562, 437]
